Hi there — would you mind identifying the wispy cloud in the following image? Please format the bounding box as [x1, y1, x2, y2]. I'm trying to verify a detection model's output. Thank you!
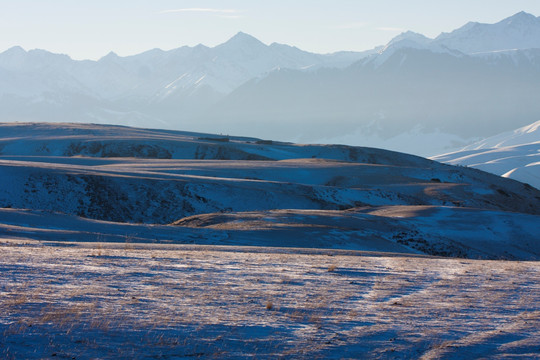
[159, 8, 241, 15]
[376, 27, 406, 32]
[334, 22, 369, 30]
[218, 15, 244, 20]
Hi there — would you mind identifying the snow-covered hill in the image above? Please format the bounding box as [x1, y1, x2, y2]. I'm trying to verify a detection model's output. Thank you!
[0, 123, 539, 260]
[432, 120, 540, 189]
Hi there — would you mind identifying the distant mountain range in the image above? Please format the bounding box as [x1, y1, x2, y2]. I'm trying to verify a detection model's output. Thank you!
[0, 32, 373, 127]
[432, 120, 540, 189]
[1, 12, 540, 156]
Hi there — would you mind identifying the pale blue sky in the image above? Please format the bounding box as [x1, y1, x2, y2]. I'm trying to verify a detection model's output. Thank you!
[1, 0, 540, 60]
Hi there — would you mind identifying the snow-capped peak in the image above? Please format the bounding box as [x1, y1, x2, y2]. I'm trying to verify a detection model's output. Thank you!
[385, 31, 432, 49]
[0, 46, 72, 71]
[377, 31, 435, 55]
[99, 51, 120, 62]
[0, 46, 27, 69]
[365, 31, 452, 68]
[1, 45, 26, 56]
[219, 32, 267, 49]
[499, 11, 539, 26]
[433, 11, 540, 54]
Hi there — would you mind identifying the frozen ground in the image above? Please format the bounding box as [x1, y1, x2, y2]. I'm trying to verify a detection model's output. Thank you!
[1, 240, 539, 359]
[1, 123, 539, 358]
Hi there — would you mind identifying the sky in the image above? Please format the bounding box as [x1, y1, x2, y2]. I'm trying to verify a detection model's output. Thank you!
[1, 0, 540, 60]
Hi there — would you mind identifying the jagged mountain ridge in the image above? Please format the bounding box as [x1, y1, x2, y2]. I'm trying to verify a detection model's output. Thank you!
[0, 32, 374, 129]
[434, 11, 540, 54]
[375, 11, 540, 59]
[1, 13, 540, 156]
[0, 32, 371, 104]
[196, 12, 540, 155]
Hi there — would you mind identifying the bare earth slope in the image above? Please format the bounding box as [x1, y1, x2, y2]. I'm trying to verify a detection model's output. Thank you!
[0, 122, 539, 259]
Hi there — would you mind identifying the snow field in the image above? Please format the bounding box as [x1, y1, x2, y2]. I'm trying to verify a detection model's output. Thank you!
[432, 120, 540, 189]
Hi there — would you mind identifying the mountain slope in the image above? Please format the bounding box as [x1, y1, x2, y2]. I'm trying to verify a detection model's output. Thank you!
[193, 12, 540, 154]
[432, 120, 540, 189]
[200, 46, 540, 154]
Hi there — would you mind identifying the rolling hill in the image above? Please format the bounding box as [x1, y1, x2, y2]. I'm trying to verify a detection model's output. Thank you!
[432, 120, 540, 189]
[1, 122, 539, 260]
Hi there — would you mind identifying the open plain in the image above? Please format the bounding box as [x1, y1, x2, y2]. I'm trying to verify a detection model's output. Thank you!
[1, 240, 539, 359]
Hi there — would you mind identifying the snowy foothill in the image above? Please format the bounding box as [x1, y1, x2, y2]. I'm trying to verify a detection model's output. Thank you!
[432, 120, 540, 189]
[0, 122, 539, 259]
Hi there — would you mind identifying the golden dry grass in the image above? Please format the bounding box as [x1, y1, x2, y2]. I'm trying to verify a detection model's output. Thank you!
[1, 240, 539, 359]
